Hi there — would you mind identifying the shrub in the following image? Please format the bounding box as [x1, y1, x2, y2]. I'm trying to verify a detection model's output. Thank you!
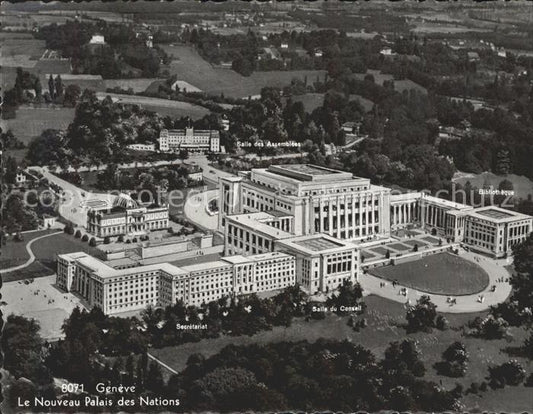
[435, 342, 469, 377]
[89, 237, 97, 247]
[64, 223, 74, 235]
[118, 235, 124, 242]
[489, 360, 526, 388]
[103, 236, 111, 244]
[436, 315, 449, 330]
[74, 230, 82, 238]
[13, 232, 24, 242]
[406, 295, 437, 333]
[81, 234, 89, 242]
[525, 373, 533, 387]
[468, 315, 510, 339]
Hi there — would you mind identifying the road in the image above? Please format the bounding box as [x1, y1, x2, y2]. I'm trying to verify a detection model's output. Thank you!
[183, 188, 219, 231]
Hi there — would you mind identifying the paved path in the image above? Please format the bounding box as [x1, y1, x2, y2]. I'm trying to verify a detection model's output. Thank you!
[147, 352, 178, 375]
[183, 189, 219, 231]
[360, 251, 512, 313]
[0, 231, 62, 274]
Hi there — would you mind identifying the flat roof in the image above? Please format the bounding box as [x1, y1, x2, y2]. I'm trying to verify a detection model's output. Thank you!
[422, 194, 473, 210]
[278, 234, 356, 255]
[227, 212, 293, 239]
[266, 164, 355, 182]
[180, 260, 232, 273]
[222, 251, 293, 265]
[294, 237, 344, 252]
[468, 206, 532, 223]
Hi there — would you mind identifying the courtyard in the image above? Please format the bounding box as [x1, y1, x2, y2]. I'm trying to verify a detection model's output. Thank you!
[369, 252, 490, 295]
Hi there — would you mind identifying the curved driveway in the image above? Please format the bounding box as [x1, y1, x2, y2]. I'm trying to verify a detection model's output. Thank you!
[0, 231, 62, 274]
[360, 251, 512, 313]
[183, 189, 219, 231]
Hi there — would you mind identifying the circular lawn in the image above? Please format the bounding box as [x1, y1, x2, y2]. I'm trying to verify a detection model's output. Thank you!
[369, 253, 490, 295]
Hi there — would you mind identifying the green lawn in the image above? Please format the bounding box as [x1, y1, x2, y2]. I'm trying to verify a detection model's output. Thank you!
[2, 232, 101, 283]
[0, 229, 55, 268]
[370, 253, 490, 295]
[161, 44, 326, 99]
[149, 294, 532, 412]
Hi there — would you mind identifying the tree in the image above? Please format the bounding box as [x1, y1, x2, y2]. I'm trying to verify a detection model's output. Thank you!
[1, 315, 51, 385]
[145, 362, 164, 392]
[489, 360, 526, 388]
[435, 342, 469, 377]
[4, 156, 18, 184]
[64, 223, 75, 235]
[406, 295, 437, 333]
[103, 236, 111, 244]
[48, 74, 55, 100]
[81, 234, 89, 242]
[63, 84, 81, 107]
[55, 74, 64, 98]
[75, 230, 82, 238]
[89, 237, 97, 247]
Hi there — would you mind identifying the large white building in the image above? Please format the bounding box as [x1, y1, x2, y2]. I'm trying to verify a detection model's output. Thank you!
[57, 251, 295, 314]
[58, 163, 533, 316]
[220, 164, 533, 259]
[219, 164, 391, 241]
[159, 128, 220, 153]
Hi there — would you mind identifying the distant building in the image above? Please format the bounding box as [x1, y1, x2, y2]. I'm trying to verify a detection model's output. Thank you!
[87, 193, 169, 238]
[42, 214, 57, 229]
[15, 171, 27, 185]
[89, 34, 105, 45]
[467, 51, 480, 62]
[127, 143, 156, 152]
[158, 128, 220, 153]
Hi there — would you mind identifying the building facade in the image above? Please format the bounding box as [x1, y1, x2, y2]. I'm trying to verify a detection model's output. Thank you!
[219, 164, 533, 259]
[87, 194, 169, 238]
[464, 206, 532, 257]
[57, 251, 295, 315]
[159, 128, 220, 153]
[219, 164, 391, 242]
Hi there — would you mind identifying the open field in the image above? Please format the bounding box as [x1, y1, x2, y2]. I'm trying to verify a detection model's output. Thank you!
[352, 70, 428, 94]
[95, 92, 210, 119]
[31, 232, 102, 268]
[105, 78, 165, 93]
[1, 37, 46, 62]
[4, 106, 75, 144]
[369, 252, 490, 295]
[453, 171, 533, 200]
[161, 44, 326, 98]
[149, 293, 532, 411]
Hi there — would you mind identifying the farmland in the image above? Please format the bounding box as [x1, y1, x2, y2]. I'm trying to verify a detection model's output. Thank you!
[95, 92, 210, 118]
[105, 78, 165, 93]
[352, 69, 428, 94]
[161, 44, 326, 99]
[3, 105, 75, 144]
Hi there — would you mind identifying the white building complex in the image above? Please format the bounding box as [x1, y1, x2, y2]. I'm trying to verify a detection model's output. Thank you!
[59, 163, 533, 315]
[159, 128, 220, 153]
[57, 251, 295, 315]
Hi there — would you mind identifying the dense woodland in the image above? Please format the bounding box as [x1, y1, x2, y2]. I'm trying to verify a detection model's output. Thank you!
[36, 21, 170, 78]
